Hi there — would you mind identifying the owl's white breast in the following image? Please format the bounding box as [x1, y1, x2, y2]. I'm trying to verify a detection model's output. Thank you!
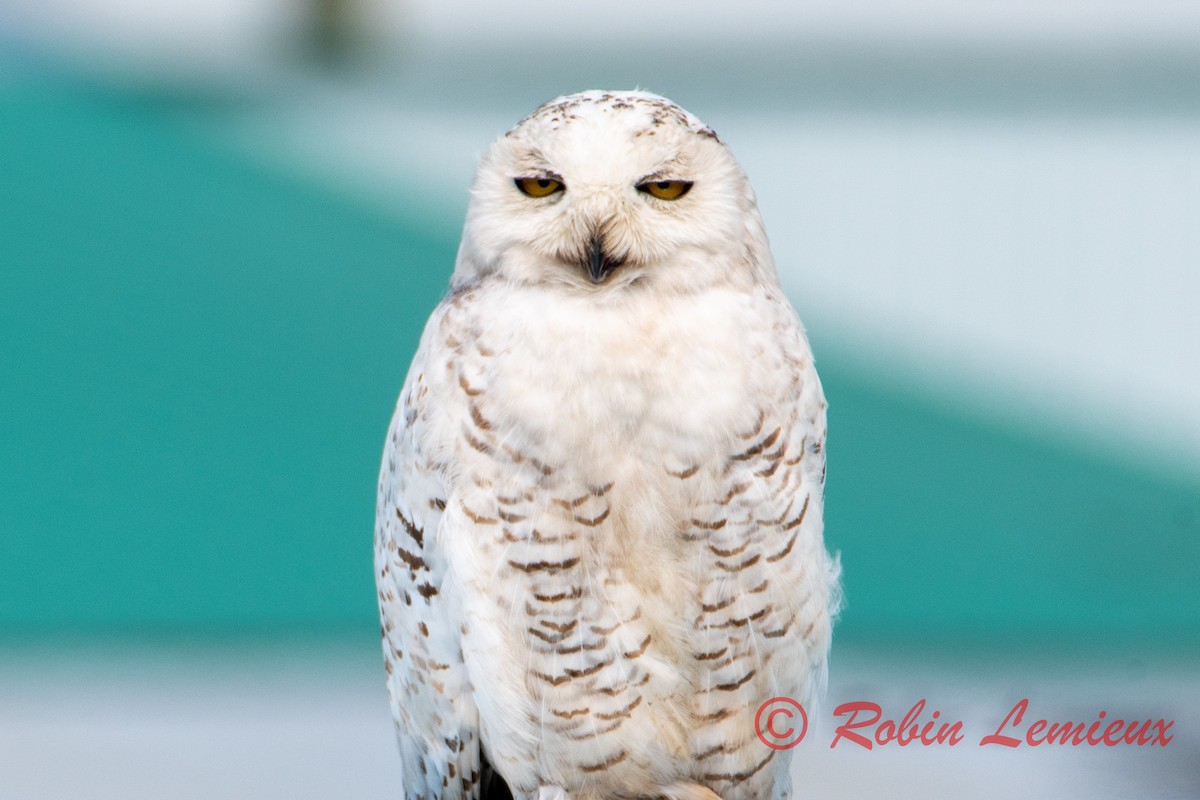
[467, 280, 777, 476]
[419, 276, 822, 795]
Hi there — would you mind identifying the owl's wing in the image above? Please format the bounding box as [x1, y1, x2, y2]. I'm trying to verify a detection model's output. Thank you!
[376, 321, 485, 800]
[684, 290, 838, 798]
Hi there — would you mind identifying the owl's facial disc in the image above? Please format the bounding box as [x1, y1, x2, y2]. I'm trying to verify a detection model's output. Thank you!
[454, 91, 765, 293]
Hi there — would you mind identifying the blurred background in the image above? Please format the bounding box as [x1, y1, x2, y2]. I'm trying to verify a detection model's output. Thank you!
[1, 1, 1198, 797]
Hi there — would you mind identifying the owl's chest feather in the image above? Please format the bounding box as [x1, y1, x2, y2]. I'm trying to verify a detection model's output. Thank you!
[469, 284, 773, 472]
[426, 282, 820, 795]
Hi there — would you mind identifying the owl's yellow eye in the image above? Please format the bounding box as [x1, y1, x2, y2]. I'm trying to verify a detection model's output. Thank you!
[515, 177, 564, 197]
[637, 180, 693, 200]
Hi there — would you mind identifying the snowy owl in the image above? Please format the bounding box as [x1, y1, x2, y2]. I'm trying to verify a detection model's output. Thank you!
[376, 90, 838, 800]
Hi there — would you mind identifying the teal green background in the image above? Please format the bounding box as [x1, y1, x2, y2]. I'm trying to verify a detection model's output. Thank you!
[3, 65, 1198, 647]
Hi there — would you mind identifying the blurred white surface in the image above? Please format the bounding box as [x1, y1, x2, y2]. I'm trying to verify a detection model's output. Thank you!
[0, 644, 401, 800]
[399, 0, 1200, 48]
[1, 644, 1195, 799]
[0, 0, 307, 81]
[7, 0, 1200, 55]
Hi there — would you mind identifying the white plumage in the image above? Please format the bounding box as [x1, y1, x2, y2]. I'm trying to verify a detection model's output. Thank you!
[376, 90, 838, 800]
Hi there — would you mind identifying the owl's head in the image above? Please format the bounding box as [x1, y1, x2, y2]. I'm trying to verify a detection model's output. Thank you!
[453, 90, 777, 294]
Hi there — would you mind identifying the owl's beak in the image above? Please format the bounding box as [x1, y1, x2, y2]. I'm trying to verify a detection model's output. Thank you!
[585, 234, 623, 284]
